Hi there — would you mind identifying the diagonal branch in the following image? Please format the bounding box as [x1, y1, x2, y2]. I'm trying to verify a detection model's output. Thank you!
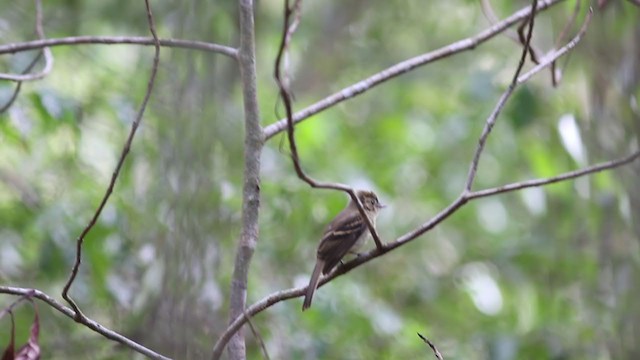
[243, 309, 271, 360]
[61, 0, 161, 320]
[210, 8, 601, 355]
[262, 0, 566, 140]
[0, 0, 54, 82]
[549, 0, 581, 86]
[0, 286, 171, 360]
[418, 333, 444, 360]
[273, 0, 383, 250]
[468, 150, 640, 200]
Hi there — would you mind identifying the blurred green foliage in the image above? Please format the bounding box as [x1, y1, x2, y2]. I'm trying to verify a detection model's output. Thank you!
[0, 0, 638, 359]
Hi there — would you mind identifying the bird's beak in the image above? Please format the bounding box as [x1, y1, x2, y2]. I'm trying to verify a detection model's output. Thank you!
[377, 203, 386, 209]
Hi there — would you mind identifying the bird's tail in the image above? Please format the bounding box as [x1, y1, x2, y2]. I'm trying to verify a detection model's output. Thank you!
[302, 260, 324, 311]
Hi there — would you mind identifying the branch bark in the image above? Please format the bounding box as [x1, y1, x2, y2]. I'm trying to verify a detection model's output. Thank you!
[0, 36, 238, 59]
[218, 0, 264, 359]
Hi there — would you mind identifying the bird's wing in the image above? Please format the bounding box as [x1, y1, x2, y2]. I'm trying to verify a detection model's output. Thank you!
[317, 212, 366, 274]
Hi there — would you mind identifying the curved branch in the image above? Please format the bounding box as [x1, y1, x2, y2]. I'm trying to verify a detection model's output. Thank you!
[61, 0, 161, 320]
[263, 0, 566, 140]
[0, 286, 171, 360]
[0, 36, 238, 59]
[273, 0, 383, 249]
[0, 0, 54, 82]
[0, 52, 43, 114]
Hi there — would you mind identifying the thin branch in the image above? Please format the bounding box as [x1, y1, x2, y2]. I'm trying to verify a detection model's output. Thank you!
[220, 0, 264, 359]
[0, 286, 171, 360]
[417, 333, 444, 360]
[0, 290, 35, 320]
[551, 0, 581, 86]
[0, 36, 238, 59]
[0, 0, 53, 82]
[469, 150, 640, 200]
[516, 10, 592, 85]
[61, 0, 161, 320]
[243, 309, 271, 360]
[480, 0, 540, 66]
[273, 0, 383, 249]
[0, 52, 42, 114]
[465, 0, 539, 192]
[263, 0, 565, 140]
[210, 9, 599, 355]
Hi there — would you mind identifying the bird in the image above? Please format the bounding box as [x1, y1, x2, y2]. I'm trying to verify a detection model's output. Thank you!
[302, 190, 385, 311]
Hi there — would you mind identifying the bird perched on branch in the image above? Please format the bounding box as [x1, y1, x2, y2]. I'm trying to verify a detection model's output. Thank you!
[302, 190, 385, 311]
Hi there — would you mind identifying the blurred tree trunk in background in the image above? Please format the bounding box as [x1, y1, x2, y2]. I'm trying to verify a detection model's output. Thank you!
[587, 7, 639, 359]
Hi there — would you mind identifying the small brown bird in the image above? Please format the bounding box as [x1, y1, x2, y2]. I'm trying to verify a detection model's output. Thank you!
[302, 190, 385, 311]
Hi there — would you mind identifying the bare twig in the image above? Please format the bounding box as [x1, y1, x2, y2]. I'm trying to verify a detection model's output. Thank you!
[465, 0, 539, 192]
[0, 0, 53, 82]
[417, 333, 444, 360]
[550, 0, 581, 86]
[0, 286, 171, 360]
[468, 150, 640, 200]
[554, 1, 581, 58]
[221, 0, 264, 359]
[210, 9, 602, 356]
[0, 36, 237, 59]
[243, 309, 271, 360]
[480, 0, 540, 64]
[0, 290, 35, 320]
[516, 10, 591, 85]
[273, 0, 384, 250]
[61, 0, 161, 320]
[263, 0, 565, 140]
[516, 15, 540, 65]
[0, 52, 42, 114]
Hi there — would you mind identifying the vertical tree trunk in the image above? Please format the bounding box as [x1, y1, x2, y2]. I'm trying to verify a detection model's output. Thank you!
[226, 0, 263, 359]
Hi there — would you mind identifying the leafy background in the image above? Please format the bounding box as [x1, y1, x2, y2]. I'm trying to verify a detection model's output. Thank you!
[0, 0, 638, 359]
